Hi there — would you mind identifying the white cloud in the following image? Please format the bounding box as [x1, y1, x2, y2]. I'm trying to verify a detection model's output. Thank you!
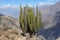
[3, 4, 10, 8]
[28, 4, 33, 7]
[39, 2, 54, 6]
[22, 4, 25, 8]
[47, 0, 55, 1]
[0, 4, 19, 9]
[47, 0, 59, 2]
[22, 4, 33, 8]
[38, 0, 59, 6]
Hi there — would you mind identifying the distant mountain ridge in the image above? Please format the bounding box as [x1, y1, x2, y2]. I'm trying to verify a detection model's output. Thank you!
[0, 14, 4, 16]
[0, 6, 19, 18]
[39, 1, 60, 28]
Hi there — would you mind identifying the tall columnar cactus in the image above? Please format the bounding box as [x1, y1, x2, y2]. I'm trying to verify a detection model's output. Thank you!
[19, 5, 42, 37]
[19, 5, 25, 33]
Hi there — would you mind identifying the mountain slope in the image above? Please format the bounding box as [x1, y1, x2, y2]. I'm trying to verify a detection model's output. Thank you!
[38, 1, 60, 40]
[0, 15, 22, 33]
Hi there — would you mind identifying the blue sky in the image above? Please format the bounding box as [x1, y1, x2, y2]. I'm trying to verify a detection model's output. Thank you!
[20, 0, 59, 7]
[0, 0, 59, 7]
[0, 0, 59, 18]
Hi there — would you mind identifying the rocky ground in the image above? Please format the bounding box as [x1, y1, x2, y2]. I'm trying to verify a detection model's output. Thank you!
[0, 15, 46, 40]
[0, 28, 46, 40]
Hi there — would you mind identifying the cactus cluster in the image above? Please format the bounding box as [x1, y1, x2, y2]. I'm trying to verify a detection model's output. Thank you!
[19, 5, 42, 36]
